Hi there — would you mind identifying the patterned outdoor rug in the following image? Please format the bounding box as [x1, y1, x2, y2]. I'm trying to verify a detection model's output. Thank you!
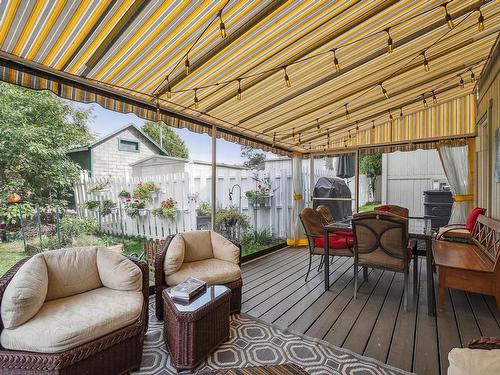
[132, 299, 414, 375]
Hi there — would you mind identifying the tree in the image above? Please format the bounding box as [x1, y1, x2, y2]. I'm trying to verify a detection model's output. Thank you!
[241, 146, 266, 170]
[359, 152, 382, 201]
[0, 82, 94, 205]
[142, 121, 189, 159]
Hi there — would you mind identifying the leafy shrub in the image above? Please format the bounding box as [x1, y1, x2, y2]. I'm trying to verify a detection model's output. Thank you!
[0, 202, 35, 225]
[241, 229, 277, 247]
[85, 200, 99, 210]
[196, 201, 211, 216]
[60, 215, 98, 244]
[215, 207, 250, 233]
[99, 199, 116, 216]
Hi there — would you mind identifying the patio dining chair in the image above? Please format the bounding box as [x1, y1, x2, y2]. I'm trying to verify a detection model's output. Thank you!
[316, 205, 335, 225]
[374, 204, 409, 218]
[352, 211, 417, 311]
[299, 208, 354, 282]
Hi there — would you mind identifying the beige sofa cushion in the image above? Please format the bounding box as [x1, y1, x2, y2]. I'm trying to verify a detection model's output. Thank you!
[1, 255, 48, 329]
[0, 287, 143, 353]
[211, 231, 239, 264]
[448, 348, 500, 375]
[43, 247, 102, 301]
[166, 258, 241, 286]
[97, 249, 142, 291]
[163, 234, 185, 276]
[182, 231, 213, 262]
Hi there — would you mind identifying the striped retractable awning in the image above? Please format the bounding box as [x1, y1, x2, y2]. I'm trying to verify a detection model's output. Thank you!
[0, 0, 498, 156]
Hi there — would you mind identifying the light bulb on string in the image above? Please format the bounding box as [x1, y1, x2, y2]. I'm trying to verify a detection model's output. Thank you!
[432, 90, 437, 104]
[166, 80, 172, 99]
[443, 3, 454, 29]
[283, 67, 291, 88]
[422, 51, 430, 72]
[459, 75, 465, 88]
[470, 69, 476, 83]
[272, 133, 276, 147]
[236, 79, 242, 100]
[344, 104, 350, 120]
[332, 48, 340, 73]
[399, 107, 404, 118]
[316, 119, 321, 133]
[388, 109, 393, 121]
[380, 83, 389, 99]
[386, 29, 393, 54]
[185, 56, 190, 76]
[422, 94, 428, 108]
[478, 10, 484, 32]
[193, 89, 199, 109]
[218, 11, 226, 39]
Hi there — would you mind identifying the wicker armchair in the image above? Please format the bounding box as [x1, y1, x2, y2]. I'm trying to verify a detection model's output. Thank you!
[155, 230, 242, 320]
[352, 211, 417, 311]
[0, 247, 148, 375]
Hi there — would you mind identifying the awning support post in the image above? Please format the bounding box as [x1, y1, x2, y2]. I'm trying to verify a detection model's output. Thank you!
[309, 157, 315, 207]
[211, 125, 217, 230]
[355, 149, 360, 213]
[288, 154, 306, 246]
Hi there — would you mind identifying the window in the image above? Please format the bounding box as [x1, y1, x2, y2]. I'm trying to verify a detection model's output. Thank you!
[119, 139, 139, 152]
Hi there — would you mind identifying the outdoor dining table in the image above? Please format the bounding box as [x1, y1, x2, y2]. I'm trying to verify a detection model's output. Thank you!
[323, 216, 435, 316]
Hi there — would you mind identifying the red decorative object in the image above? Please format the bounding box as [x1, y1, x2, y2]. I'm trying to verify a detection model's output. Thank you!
[314, 233, 354, 249]
[465, 207, 486, 231]
[6, 194, 21, 203]
[375, 205, 391, 212]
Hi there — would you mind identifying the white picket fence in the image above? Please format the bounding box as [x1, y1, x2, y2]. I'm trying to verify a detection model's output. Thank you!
[74, 167, 311, 241]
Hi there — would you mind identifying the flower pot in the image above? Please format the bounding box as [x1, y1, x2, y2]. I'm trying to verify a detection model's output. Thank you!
[94, 189, 109, 196]
[110, 207, 119, 214]
[138, 208, 148, 216]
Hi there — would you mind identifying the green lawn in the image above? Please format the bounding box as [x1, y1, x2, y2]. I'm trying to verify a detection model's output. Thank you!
[0, 241, 28, 276]
[359, 201, 381, 212]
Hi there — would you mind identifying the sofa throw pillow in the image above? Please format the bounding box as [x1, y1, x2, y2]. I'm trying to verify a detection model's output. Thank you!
[1, 255, 48, 328]
[97, 248, 142, 292]
[163, 235, 185, 276]
[465, 207, 486, 231]
[211, 231, 240, 265]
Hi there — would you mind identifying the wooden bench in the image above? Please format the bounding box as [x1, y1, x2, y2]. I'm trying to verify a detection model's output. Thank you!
[432, 215, 500, 310]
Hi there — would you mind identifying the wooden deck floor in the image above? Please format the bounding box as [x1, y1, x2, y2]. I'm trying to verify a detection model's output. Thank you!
[241, 247, 500, 375]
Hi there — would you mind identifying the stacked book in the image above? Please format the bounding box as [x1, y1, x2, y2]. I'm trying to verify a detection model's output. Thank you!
[169, 276, 207, 303]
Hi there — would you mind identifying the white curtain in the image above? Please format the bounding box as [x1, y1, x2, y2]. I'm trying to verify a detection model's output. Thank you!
[290, 156, 304, 243]
[437, 144, 469, 224]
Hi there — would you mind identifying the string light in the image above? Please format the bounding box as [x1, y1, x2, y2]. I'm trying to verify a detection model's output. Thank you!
[386, 29, 393, 54]
[380, 83, 389, 99]
[218, 11, 226, 39]
[236, 79, 242, 100]
[284, 67, 291, 88]
[185, 55, 190, 76]
[155, 95, 160, 121]
[316, 119, 321, 133]
[432, 90, 437, 104]
[332, 48, 340, 73]
[272, 132, 276, 147]
[422, 51, 430, 72]
[193, 89, 199, 109]
[388, 109, 393, 121]
[459, 75, 465, 88]
[298, 133, 301, 143]
[422, 93, 428, 108]
[344, 104, 350, 120]
[443, 3, 454, 29]
[355, 121, 359, 132]
[400, 107, 404, 118]
[292, 127, 295, 139]
[470, 69, 476, 83]
[478, 10, 485, 32]
[166, 79, 172, 99]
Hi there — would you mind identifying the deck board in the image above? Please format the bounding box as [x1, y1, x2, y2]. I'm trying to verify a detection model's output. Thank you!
[241, 247, 500, 375]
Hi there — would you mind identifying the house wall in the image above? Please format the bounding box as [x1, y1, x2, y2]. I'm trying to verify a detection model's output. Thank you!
[476, 42, 500, 220]
[91, 128, 159, 178]
[382, 149, 447, 217]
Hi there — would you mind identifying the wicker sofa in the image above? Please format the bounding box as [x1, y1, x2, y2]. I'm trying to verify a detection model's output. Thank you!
[0, 247, 148, 375]
[155, 230, 242, 320]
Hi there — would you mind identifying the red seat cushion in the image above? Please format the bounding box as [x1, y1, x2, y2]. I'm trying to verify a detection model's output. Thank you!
[314, 233, 354, 249]
[465, 207, 486, 231]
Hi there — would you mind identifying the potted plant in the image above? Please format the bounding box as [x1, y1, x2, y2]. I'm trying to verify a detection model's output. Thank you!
[215, 206, 250, 241]
[245, 176, 276, 208]
[88, 181, 109, 196]
[133, 181, 160, 201]
[124, 200, 147, 218]
[118, 190, 131, 201]
[85, 200, 100, 212]
[99, 199, 117, 216]
[152, 198, 177, 220]
[196, 201, 211, 229]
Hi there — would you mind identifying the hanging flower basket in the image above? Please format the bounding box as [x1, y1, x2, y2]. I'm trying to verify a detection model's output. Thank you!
[138, 208, 148, 216]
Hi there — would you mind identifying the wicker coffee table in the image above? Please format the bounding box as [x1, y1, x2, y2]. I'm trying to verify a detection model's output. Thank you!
[162, 285, 231, 371]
